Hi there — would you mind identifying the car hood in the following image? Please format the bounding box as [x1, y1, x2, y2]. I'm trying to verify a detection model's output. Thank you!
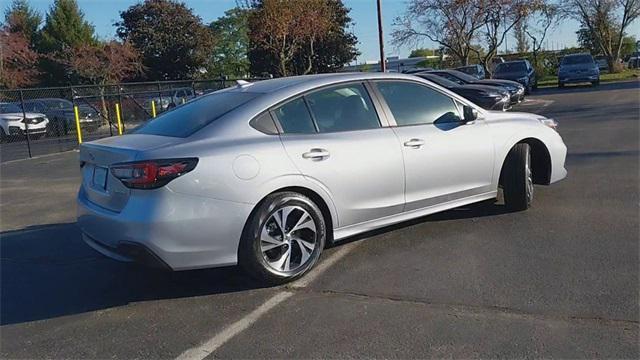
[457, 84, 508, 93]
[476, 79, 522, 89]
[0, 112, 47, 120]
[484, 110, 547, 124]
[559, 64, 595, 72]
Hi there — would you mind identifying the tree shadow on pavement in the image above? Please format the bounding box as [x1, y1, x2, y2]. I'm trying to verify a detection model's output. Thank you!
[0, 223, 266, 325]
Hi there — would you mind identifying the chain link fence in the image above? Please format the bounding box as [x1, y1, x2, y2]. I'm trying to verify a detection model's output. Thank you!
[0, 78, 265, 162]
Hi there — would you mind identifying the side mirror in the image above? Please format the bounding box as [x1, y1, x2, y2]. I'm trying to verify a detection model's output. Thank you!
[463, 106, 478, 123]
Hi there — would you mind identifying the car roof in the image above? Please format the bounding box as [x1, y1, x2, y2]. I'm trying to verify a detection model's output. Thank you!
[224, 72, 426, 95]
[500, 60, 527, 64]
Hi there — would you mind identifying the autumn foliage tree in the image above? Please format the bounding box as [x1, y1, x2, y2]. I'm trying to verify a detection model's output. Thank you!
[65, 41, 143, 84]
[0, 29, 40, 88]
[249, 0, 339, 76]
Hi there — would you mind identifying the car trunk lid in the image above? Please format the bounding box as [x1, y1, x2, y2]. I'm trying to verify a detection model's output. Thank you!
[79, 134, 180, 212]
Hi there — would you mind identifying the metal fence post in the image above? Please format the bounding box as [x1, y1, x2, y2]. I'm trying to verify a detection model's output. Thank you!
[157, 82, 163, 114]
[19, 90, 32, 158]
[117, 86, 124, 133]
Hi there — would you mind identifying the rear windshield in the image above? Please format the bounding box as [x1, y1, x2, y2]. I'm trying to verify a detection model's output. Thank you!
[562, 55, 594, 65]
[133, 92, 258, 137]
[495, 62, 526, 73]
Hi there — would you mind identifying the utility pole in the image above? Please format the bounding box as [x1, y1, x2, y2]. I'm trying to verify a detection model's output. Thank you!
[377, 0, 386, 72]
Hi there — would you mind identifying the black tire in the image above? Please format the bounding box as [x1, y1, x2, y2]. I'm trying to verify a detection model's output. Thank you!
[558, 82, 565, 88]
[239, 191, 326, 284]
[0, 128, 6, 143]
[501, 143, 533, 212]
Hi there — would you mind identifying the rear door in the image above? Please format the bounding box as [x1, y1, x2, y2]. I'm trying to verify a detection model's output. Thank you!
[372, 80, 494, 212]
[275, 82, 405, 227]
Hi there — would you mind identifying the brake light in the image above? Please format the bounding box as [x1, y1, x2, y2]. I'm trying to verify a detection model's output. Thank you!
[110, 158, 198, 189]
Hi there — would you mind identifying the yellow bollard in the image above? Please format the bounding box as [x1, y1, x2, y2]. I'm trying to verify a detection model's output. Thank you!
[115, 103, 123, 135]
[74, 105, 82, 144]
[151, 100, 157, 118]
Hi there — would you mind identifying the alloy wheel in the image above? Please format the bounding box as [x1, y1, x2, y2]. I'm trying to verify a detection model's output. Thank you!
[260, 206, 318, 273]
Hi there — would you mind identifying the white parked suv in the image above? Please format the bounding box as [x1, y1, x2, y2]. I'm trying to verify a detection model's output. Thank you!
[0, 103, 49, 142]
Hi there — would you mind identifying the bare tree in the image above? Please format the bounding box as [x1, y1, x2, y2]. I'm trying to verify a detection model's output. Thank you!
[564, 0, 640, 72]
[514, 19, 530, 53]
[524, 1, 560, 70]
[391, 0, 486, 66]
[471, 0, 540, 76]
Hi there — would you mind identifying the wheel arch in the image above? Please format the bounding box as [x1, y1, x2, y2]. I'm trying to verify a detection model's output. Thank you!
[499, 137, 552, 186]
[248, 185, 337, 245]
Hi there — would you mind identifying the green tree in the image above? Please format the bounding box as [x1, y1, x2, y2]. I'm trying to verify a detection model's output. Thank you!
[116, 0, 215, 80]
[409, 48, 436, 58]
[208, 8, 250, 77]
[38, 0, 95, 85]
[3, 0, 42, 41]
[39, 0, 95, 53]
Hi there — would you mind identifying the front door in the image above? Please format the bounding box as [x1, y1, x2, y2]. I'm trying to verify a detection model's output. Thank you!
[373, 80, 495, 212]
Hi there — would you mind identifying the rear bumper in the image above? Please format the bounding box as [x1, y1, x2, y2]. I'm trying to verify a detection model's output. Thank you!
[77, 186, 255, 270]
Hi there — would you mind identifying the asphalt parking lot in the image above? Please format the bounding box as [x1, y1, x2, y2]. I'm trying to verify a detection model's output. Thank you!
[1, 80, 638, 358]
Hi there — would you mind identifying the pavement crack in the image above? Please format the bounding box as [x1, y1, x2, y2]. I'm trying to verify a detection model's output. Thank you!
[308, 288, 639, 328]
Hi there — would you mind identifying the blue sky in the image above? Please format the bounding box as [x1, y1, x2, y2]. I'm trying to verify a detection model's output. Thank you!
[24, 0, 640, 62]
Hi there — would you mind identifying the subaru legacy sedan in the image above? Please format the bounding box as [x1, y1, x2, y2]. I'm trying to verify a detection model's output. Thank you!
[77, 73, 567, 283]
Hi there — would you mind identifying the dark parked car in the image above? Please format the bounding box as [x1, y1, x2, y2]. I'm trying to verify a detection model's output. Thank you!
[558, 53, 600, 88]
[454, 64, 486, 80]
[402, 67, 433, 74]
[427, 69, 525, 104]
[415, 73, 511, 111]
[492, 60, 537, 94]
[22, 98, 102, 135]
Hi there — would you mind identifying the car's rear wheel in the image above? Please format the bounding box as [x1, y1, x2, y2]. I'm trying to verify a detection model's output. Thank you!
[239, 191, 326, 284]
[502, 143, 533, 212]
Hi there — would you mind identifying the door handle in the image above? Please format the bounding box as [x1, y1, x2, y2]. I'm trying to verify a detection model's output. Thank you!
[302, 148, 330, 160]
[403, 138, 425, 149]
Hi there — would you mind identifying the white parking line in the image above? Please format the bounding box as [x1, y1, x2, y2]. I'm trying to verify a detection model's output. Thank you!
[175, 241, 361, 360]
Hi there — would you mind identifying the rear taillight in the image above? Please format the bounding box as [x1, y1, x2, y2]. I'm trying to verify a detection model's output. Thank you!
[110, 158, 198, 189]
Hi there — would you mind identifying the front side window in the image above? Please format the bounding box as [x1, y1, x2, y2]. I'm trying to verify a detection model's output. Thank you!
[305, 83, 380, 133]
[376, 81, 461, 126]
[273, 97, 316, 134]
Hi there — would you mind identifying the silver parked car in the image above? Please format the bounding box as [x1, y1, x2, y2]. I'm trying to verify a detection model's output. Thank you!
[77, 73, 567, 283]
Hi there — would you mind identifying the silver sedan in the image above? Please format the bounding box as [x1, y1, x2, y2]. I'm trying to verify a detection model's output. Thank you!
[77, 72, 567, 283]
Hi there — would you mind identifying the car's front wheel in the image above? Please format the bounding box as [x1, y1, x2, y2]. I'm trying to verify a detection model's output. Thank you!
[239, 191, 326, 284]
[501, 143, 533, 212]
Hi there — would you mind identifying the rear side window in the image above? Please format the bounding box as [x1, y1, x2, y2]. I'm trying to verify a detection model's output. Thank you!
[306, 83, 380, 133]
[376, 81, 461, 126]
[273, 97, 316, 134]
[134, 92, 258, 137]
